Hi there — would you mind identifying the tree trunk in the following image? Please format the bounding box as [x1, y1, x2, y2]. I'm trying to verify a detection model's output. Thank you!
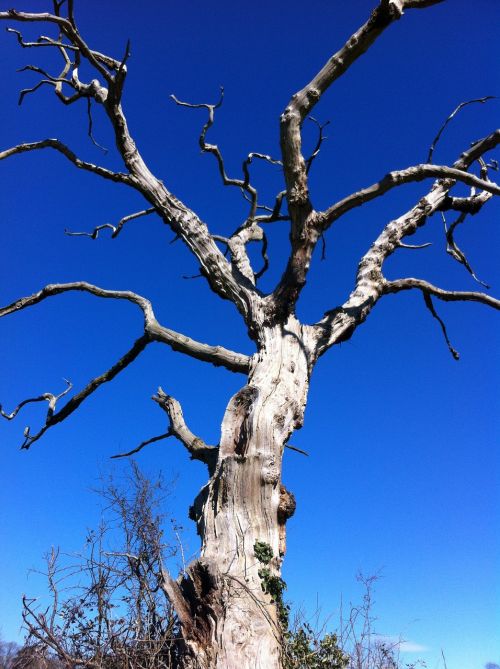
[164, 315, 312, 669]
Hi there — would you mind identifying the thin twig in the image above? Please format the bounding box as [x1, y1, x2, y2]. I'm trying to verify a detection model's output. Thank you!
[423, 292, 459, 360]
[427, 96, 496, 163]
[111, 432, 172, 459]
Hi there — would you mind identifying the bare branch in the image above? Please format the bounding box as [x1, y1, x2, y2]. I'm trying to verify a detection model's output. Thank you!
[427, 96, 496, 163]
[0, 9, 119, 81]
[254, 190, 289, 224]
[4, 9, 257, 316]
[312, 131, 500, 357]
[171, 87, 266, 220]
[86, 97, 108, 153]
[0, 379, 72, 421]
[321, 161, 500, 228]
[6, 27, 78, 51]
[381, 276, 499, 359]
[2, 336, 149, 449]
[110, 432, 172, 459]
[397, 241, 432, 249]
[0, 281, 251, 374]
[0, 281, 154, 322]
[305, 117, 330, 174]
[382, 277, 500, 310]
[65, 207, 156, 239]
[280, 0, 445, 212]
[422, 291, 460, 360]
[443, 211, 490, 288]
[273, 0, 446, 315]
[0, 139, 131, 183]
[148, 320, 251, 373]
[285, 444, 309, 457]
[254, 231, 270, 281]
[153, 389, 218, 471]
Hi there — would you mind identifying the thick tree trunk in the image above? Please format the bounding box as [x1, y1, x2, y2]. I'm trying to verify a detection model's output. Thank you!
[165, 316, 312, 669]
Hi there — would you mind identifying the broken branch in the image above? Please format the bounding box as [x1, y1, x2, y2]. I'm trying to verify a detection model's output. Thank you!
[153, 389, 218, 471]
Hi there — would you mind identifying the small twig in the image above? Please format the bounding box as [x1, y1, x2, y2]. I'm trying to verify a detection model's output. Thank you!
[86, 98, 108, 153]
[65, 207, 156, 240]
[111, 432, 172, 459]
[172, 521, 187, 577]
[285, 443, 309, 457]
[442, 211, 490, 288]
[397, 241, 432, 250]
[423, 292, 459, 360]
[255, 190, 289, 224]
[254, 232, 269, 280]
[427, 96, 495, 163]
[306, 116, 330, 174]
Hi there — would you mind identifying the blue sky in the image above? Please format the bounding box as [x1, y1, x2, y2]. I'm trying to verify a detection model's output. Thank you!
[0, 1, 498, 667]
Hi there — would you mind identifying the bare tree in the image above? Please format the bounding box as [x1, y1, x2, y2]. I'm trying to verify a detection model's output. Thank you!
[0, 1, 498, 668]
[0, 639, 21, 669]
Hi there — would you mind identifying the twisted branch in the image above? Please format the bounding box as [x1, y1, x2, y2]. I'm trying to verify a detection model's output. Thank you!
[65, 207, 156, 239]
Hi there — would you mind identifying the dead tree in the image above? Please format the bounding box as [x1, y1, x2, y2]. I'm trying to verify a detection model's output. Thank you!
[1, 1, 498, 668]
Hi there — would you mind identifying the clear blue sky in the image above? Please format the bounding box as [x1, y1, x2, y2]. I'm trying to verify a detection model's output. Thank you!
[0, 1, 498, 667]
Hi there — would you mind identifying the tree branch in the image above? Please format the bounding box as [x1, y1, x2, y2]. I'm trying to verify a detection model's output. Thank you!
[0, 9, 119, 82]
[171, 89, 282, 226]
[110, 432, 172, 459]
[1, 336, 150, 449]
[321, 162, 500, 228]
[382, 278, 500, 310]
[422, 291, 460, 360]
[65, 207, 157, 239]
[0, 139, 131, 183]
[147, 321, 251, 373]
[153, 388, 218, 472]
[274, 0, 444, 315]
[443, 211, 490, 288]
[0, 281, 251, 374]
[427, 96, 495, 163]
[2, 8, 259, 319]
[312, 130, 500, 357]
[279, 0, 445, 209]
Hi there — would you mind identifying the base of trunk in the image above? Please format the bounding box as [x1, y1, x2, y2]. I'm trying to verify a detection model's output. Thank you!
[164, 558, 283, 669]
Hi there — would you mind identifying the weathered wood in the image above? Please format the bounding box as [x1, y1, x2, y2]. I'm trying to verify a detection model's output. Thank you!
[0, 1, 497, 667]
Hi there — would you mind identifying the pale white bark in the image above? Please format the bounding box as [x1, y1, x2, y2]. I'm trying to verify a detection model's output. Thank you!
[164, 316, 312, 669]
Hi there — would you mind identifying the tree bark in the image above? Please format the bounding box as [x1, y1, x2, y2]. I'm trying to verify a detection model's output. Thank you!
[164, 316, 312, 669]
